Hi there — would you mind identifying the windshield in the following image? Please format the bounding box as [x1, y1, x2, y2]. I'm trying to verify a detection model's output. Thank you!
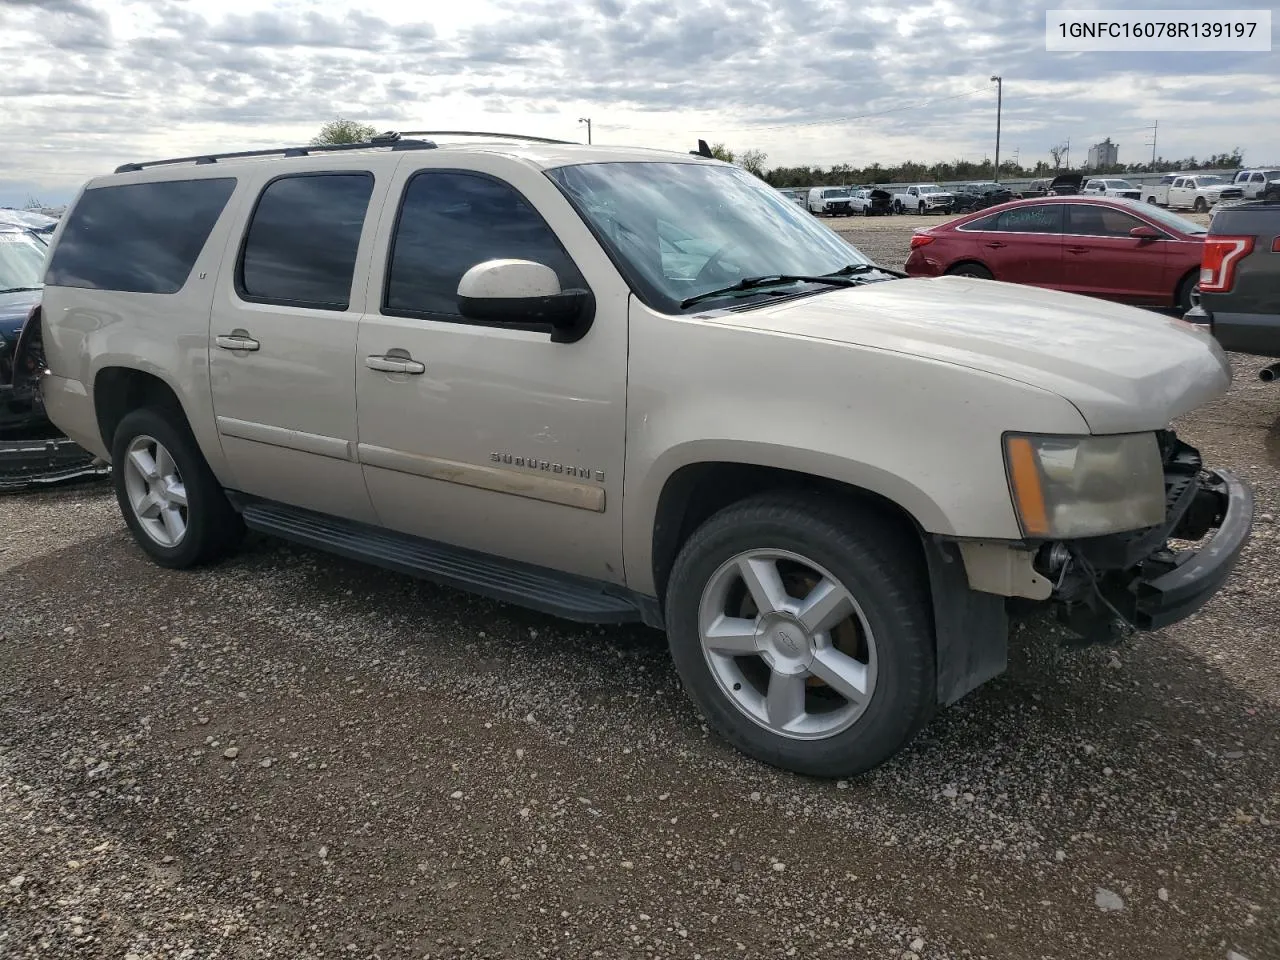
[917, 185, 942, 194]
[824, 189, 850, 198]
[0, 230, 47, 291]
[1123, 200, 1207, 235]
[547, 162, 872, 313]
[1195, 176, 1228, 186]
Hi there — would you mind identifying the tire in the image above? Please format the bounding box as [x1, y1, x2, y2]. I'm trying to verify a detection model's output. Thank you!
[893, 201, 902, 215]
[918, 202, 927, 216]
[946, 263, 993, 280]
[1194, 197, 1207, 213]
[864, 204, 873, 217]
[1147, 196, 1157, 204]
[112, 407, 244, 569]
[1175, 271, 1198, 314]
[664, 493, 936, 778]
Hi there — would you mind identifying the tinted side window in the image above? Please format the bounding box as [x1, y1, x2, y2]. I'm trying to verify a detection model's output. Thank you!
[993, 204, 1064, 233]
[1067, 204, 1147, 237]
[238, 173, 374, 310]
[384, 172, 585, 320]
[46, 178, 235, 293]
[958, 212, 1000, 231]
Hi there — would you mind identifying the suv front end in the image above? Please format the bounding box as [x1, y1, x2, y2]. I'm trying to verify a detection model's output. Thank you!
[1003, 429, 1251, 640]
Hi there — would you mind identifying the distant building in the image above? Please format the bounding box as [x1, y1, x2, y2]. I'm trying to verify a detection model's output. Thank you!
[1087, 138, 1119, 169]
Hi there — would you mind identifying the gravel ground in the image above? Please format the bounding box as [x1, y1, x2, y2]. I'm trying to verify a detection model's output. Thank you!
[1, 217, 1274, 960]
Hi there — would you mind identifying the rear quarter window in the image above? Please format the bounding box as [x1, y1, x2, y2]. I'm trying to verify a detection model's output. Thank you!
[45, 178, 236, 293]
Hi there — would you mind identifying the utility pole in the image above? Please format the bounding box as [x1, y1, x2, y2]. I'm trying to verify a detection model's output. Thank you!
[990, 76, 1002, 181]
[578, 117, 592, 144]
[1144, 120, 1158, 169]
[1065, 137, 1070, 170]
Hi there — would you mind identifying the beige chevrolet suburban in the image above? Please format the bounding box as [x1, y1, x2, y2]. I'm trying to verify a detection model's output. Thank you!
[30, 132, 1252, 778]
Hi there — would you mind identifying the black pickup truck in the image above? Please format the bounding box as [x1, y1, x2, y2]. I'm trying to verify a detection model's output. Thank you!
[1185, 198, 1280, 382]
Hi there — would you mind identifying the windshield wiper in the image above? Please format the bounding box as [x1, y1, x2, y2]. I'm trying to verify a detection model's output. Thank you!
[0, 286, 42, 294]
[680, 274, 854, 309]
[825, 262, 908, 280]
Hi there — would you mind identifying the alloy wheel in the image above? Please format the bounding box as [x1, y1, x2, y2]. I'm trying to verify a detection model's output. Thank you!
[697, 549, 878, 740]
[122, 434, 189, 547]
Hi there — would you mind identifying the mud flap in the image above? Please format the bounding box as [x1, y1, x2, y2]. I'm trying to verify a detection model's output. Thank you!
[922, 536, 1009, 706]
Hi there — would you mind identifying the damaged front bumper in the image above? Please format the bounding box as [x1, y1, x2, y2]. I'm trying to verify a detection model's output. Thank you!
[1042, 434, 1252, 639]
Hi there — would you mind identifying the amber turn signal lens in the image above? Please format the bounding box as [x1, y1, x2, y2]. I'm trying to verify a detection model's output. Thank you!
[1005, 436, 1050, 537]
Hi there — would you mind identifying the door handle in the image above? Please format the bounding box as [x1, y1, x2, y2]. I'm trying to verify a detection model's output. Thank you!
[984, 241, 1006, 249]
[365, 355, 426, 375]
[1067, 246, 1090, 254]
[215, 334, 260, 351]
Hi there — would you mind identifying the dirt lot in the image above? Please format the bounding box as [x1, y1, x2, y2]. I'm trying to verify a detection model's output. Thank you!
[1, 216, 1275, 960]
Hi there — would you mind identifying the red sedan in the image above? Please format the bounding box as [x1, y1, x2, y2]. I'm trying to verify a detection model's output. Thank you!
[905, 195, 1206, 312]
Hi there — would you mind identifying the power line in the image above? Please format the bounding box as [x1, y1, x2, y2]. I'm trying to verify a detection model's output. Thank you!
[694, 87, 992, 134]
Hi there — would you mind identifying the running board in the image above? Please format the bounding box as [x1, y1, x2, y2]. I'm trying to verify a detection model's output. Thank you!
[235, 497, 655, 625]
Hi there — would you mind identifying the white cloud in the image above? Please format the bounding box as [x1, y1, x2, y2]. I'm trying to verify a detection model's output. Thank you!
[0, 0, 1276, 207]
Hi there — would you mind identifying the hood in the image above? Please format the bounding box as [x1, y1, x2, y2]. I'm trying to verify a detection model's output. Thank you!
[0, 289, 39, 340]
[714, 277, 1230, 434]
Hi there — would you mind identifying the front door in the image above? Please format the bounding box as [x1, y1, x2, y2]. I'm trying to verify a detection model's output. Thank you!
[208, 163, 384, 522]
[1059, 204, 1170, 304]
[353, 157, 630, 583]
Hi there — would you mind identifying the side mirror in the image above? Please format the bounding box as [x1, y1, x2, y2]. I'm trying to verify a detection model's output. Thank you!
[1129, 225, 1160, 241]
[456, 259, 594, 343]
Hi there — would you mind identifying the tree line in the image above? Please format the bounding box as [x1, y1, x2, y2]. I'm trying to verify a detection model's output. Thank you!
[718, 146, 1246, 188]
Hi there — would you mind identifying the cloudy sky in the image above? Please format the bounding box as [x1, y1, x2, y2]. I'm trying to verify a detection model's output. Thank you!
[1, 0, 1276, 207]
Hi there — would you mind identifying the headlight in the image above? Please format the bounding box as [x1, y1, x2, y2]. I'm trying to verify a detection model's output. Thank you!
[1004, 433, 1165, 539]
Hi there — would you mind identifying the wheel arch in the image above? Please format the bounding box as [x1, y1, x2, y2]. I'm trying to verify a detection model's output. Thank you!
[649, 460, 935, 609]
[93, 366, 190, 452]
[644, 458, 1008, 708]
[944, 259, 994, 278]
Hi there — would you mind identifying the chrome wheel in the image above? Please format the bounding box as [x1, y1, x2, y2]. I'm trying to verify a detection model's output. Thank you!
[122, 434, 188, 547]
[697, 549, 878, 741]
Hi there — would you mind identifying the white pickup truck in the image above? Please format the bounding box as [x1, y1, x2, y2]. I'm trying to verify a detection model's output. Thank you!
[893, 184, 954, 215]
[1148, 174, 1246, 212]
[1231, 169, 1280, 200]
[1139, 175, 1178, 207]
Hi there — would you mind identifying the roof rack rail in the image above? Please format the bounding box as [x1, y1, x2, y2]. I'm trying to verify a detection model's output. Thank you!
[397, 130, 575, 145]
[113, 131, 436, 174]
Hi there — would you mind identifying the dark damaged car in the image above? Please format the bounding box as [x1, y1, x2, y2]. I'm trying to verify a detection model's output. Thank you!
[0, 224, 107, 489]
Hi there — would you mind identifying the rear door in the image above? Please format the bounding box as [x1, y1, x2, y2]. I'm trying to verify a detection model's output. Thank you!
[1059, 203, 1171, 304]
[957, 203, 1064, 285]
[208, 161, 385, 522]
[1168, 178, 1188, 208]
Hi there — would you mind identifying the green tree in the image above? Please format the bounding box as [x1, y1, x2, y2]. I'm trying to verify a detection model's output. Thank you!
[738, 148, 768, 178]
[708, 142, 736, 163]
[312, 117, 378, 145]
